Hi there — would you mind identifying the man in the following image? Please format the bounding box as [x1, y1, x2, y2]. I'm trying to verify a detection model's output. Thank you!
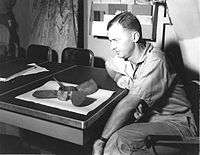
[93, 12, 197, 155]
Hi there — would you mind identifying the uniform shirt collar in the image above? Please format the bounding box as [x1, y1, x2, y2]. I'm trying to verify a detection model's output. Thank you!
[128, 43, 153, 65]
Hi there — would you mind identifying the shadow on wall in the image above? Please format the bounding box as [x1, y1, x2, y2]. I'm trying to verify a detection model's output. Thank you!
[164, 41, 199, 133]
[164, 41, 199, 81]
[94, 57, 105, 68]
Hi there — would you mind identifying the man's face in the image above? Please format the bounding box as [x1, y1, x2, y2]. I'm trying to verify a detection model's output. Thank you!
[107, 23, 135, 59]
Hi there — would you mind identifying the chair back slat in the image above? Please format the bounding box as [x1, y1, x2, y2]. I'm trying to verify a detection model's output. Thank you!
[61, 47, 94, 66]
[27, 44, 58, 63]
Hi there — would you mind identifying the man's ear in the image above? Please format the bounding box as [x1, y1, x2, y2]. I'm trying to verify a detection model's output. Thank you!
[131, 31, 140, 43]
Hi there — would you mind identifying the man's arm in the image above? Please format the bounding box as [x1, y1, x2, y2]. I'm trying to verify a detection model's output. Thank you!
[93, 94, 141, 155]
[101, 93, 141, 139]
[106, 61, 133, 89]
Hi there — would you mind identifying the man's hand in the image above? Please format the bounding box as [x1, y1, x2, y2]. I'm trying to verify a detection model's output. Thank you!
[105, 56, 127, 75]
[117, 76, 132, 89]
[105, 56, 135, 78]
[92, 139, 106, 155]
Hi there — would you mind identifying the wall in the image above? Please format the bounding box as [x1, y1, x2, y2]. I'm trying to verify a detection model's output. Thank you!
[85, 0, 115, 61]
[164, 0, 200, 81]
[13, 0, 78, 62]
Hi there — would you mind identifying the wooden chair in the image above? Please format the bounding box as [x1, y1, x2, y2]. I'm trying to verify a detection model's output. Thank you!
[145, 135, 199, 155]
[61, 47, 94, 66]
[27, 44, 58, 63]
[144, 80, 199, 155]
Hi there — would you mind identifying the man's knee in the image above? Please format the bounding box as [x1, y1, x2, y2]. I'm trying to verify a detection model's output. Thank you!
[104, 129, 185, 155]
[104, 128, 149, 155]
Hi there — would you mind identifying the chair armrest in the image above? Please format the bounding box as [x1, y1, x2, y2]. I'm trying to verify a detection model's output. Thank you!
[145, 135, 199, 147]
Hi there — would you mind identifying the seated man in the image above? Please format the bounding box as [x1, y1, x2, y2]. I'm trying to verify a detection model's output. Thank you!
[93, 12, 197, 155]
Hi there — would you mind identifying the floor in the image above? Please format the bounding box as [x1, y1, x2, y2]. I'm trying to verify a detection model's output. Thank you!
[23, 130, 94, 155]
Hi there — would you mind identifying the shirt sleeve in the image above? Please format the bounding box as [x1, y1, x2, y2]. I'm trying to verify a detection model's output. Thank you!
[129, 58, 170, 107]
[105, 57, 136, 83]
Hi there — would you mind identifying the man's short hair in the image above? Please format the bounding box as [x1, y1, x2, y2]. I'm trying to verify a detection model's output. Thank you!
[107, 11, 144, 44]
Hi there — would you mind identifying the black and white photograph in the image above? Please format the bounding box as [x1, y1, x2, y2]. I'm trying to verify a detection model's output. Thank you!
[0, 0, 199, 154]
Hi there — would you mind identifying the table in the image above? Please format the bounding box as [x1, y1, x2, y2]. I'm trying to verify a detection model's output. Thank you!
[0, 59, 74, 95]
[0, 60, 128, 145]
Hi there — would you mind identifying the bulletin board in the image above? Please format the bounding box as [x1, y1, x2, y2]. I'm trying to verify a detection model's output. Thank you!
[89, 0, 158, 41]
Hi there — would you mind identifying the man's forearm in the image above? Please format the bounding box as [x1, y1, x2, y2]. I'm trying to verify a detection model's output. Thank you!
[101, 95, 141, 139]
